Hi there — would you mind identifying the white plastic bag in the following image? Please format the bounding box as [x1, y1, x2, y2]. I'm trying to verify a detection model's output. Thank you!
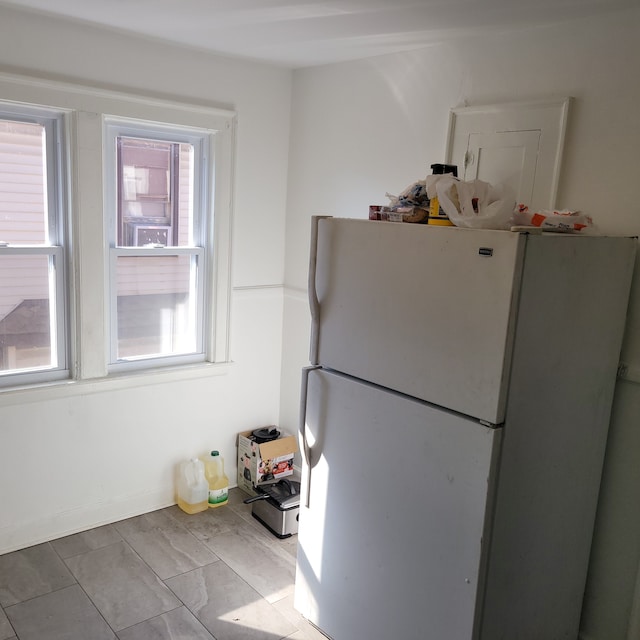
[436, 177, 515, 230]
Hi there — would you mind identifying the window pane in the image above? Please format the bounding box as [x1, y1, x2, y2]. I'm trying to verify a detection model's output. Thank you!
[116, 137, 193, 248]
[0, 254, 55, 373]
[115, 254, 198, 359]
[0, 120, 48, 245]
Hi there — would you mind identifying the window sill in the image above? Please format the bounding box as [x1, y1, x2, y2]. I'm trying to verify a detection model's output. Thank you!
[0, 360, 233, 408]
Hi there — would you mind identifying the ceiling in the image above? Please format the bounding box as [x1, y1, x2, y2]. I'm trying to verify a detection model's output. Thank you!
[1, 0, 635, 68]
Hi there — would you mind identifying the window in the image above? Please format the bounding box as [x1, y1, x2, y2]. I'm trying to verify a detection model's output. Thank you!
[0, 72, 234, 391]
[0, 104, 68, 387]
[105, 119, 210, 370]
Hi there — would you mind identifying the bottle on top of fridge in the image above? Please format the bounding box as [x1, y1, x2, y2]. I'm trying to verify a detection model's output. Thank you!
[427, 163, 458, 226]
[176, 458, 209, 514]
[203, 450, 229, 508]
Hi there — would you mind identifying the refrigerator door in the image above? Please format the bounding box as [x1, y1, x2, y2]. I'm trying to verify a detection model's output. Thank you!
[311, 218, 525, 424]
[295, 367, 500, 640]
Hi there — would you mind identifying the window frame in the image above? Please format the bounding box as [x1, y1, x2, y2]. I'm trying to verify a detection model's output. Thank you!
[0, 102, 70, 388]
[0, 70, 235, 394]
[104, 118, 213, 371]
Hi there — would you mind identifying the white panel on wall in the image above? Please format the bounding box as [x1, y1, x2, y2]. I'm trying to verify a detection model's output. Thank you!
[446, 98, 570, 211]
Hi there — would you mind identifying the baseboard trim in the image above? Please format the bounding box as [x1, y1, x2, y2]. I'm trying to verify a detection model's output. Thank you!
[0, 488, 174, 555]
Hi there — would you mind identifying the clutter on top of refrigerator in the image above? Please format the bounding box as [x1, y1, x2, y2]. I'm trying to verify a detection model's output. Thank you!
[436, 176, 515, 229]
[369, 164, 593, 232]
[511, 204, 593, 232]
[372, 179, 430, 223]
[372, 163, 511, 228]
[371, 168, 590, 232]
[374, 164, 460, 225]
[426, 163, 458, 226]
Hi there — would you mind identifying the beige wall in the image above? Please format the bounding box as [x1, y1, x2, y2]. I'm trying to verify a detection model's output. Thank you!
[282, 8, 640, 640]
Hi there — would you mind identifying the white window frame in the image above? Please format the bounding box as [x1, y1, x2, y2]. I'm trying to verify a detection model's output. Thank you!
[0, 70, 234, 395]
[104, 118, 212, 372]
[0, 102, 70, 388]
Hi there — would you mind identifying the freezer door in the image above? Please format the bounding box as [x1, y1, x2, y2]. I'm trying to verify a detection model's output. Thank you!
[295, 368, 500, 640]
[312, 218, 525, 424]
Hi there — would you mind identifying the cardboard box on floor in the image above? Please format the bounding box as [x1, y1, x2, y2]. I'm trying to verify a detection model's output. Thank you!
[237, 428, 298, 496]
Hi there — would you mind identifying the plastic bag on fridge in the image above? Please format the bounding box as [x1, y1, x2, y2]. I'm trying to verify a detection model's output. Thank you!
[436, 177, 515, 230]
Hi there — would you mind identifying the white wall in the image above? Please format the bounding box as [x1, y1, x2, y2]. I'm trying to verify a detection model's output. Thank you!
[1, 3, 639, 638]
[0, 6, 292, 551]
[282, 8, 640, 640]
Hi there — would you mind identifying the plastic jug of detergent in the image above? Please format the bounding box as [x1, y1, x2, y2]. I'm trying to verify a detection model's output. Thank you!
[176, 458, 209, 514]
[203, 450, 229, 508]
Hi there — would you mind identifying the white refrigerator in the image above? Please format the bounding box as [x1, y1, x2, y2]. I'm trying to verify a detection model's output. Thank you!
[294, 217, 636, 640]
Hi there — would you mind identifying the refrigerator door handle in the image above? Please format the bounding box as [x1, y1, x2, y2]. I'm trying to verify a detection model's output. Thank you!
[308, 215, 331, 365]
[300, 364, 321, 507]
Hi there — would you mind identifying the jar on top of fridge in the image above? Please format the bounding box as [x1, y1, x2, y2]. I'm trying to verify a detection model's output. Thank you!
[427, 164, 458, 226]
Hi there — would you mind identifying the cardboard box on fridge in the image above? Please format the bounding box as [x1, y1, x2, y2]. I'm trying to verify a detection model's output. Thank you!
[237, 428, 298, 496]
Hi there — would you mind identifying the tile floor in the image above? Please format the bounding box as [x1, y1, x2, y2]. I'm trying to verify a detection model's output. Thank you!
[0, 489, 327, 640]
